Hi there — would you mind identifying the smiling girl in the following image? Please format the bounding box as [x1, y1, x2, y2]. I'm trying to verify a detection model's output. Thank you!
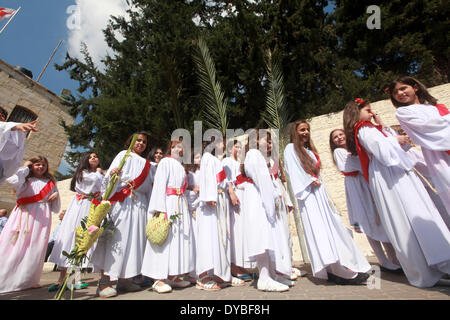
[0, 156, 60, 293]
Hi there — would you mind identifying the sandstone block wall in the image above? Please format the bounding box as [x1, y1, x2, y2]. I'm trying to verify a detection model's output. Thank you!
[0, 59, 74, 210]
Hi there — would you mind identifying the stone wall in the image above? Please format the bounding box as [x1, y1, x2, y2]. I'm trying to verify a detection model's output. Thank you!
[0, 59, 74, 211]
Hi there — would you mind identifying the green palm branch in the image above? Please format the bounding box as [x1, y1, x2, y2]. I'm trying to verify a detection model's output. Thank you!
[193, 37, 228, 136]
[262, 49, 291, 154]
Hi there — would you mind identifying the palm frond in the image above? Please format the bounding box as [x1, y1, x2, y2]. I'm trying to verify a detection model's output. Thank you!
[193, 37, 228, 135]
[262, 49, 291, 154]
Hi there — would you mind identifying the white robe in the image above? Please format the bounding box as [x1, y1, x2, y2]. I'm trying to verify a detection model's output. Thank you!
[333, 148, 390, 242]
[283, 144, 371, 280]
[91, 151, 153, 281]
[0, 167, 60, 293]
[358, 125, 450, 287]
[196, 152, 231, 281]
[396, 104, 450, 219]
[141, 157, 194, 279]
[242, 150, 291, 276]
[49, 170, 104, 267]
[0, 122, 26, 184]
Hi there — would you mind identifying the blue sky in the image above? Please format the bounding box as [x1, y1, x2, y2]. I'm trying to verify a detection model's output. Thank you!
[1, 0, 129, 174]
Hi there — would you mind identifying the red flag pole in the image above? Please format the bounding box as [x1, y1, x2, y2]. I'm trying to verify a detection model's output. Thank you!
[0, 6, 21, 36]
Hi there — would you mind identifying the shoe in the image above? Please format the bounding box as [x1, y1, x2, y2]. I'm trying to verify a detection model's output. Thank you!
[167, 277, 191, 288]
[183, 274, 198, 285]
[48, 284, 60, 292]
[257, 278, 289, 292]
[195, 276, 221, 291]
[327, 272, 347, 285]
[345, 272, 370, 285]
[74, 282, 88, 290]
[234, 274, 253, 282]
[380, 266, 403, 274]
[290, 271, 298, 281]
[152, 280, 172, 293]
[132, 275, 154, 288]
[116, 280, 142, 293]
[274, 275, 295, 287]
[96, 286, 118, 298]
[293, 267, 308, 277]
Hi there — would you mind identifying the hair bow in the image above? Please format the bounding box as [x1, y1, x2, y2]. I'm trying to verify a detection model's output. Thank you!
[354, 98, 365, 105]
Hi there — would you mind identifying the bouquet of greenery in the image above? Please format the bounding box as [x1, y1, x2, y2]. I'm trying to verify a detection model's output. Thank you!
[55, 134, 139, 300]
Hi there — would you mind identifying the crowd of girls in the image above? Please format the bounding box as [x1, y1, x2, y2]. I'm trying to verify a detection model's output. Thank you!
[0, 76, 448, 296]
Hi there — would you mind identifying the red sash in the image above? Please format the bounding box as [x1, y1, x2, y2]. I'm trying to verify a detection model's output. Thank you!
[17, 180, 55, 206]
[435, 104, 450, 155]
[235, 173, 254, 186]
[311, 152, 321, 178]
[166, 176, 188, 196]
[269, 161, 279, 180]
[354, 121, 387, 183]
[76, 192, 101, 201]
[341, 171, 359, 177]
[108, 160, 151, 204]
[216, 168, 226, 184]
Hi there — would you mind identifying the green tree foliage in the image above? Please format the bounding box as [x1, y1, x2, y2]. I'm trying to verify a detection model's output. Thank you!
[58, 0, 448, 167]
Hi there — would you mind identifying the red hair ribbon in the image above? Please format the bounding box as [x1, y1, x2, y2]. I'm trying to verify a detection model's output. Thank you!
[354, 98, 365, 105]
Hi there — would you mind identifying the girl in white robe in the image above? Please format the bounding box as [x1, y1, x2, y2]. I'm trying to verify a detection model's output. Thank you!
[0, 156, 60, 293]
[344, 99, 450, 287]
[222, 140, 254, 280]
[284, 120, 371, 285]
[389, 76, 450, 221]
[242, 149, 292, 291]
[141, 140, 194, 293]
[196, 150, 235, 290]
[91, 132, 153, 297]
[329, 129, 401, 272]
[48, 152, 104, 290]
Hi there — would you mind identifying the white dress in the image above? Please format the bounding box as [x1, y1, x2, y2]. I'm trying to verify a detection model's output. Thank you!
[91, 151, 153, 281]
[0, 167, 60, 293]
[358, 125, 450, 287]
[196, 152, 231, 281]
[48, 170, 104, 267]
[396, 104, 450, 219]
[222, 157, 246, 268]
[0, 122, 26, 184]
[242, 150, 291, 276]
[186, 169, 200, 261]
[141, 157, 195, 279]
[333, 148, 390, 242]
[283, 144, 371, 280]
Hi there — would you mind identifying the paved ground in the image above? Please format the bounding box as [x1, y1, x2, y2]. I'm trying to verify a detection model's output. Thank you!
[1, 257, 449, 301]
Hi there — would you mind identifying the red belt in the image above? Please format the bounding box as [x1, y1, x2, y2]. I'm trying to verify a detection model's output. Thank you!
[166, 176, 188, 196]
[341, 171, 359, 177]
[235, 174, 254, 185]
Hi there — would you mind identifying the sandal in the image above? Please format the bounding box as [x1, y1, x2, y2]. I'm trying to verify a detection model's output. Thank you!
[195, 276, 221, 291]
[231, 276, 245, 287]
[97, 278, 118, 298]
[152, 280, 172, 294]
[234, 273, 253, 282]
[167, 277, 191, 288]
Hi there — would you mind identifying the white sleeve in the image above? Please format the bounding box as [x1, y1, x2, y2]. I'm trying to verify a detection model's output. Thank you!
[6, 166, 30, 194]
[333, 148, 362, 173]
[147, 159, 169, 214]
[396, 105, 450, 151]
[283, 144, 314, 200]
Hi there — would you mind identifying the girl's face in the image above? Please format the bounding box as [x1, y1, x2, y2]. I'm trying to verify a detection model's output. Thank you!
[359, 105, 374, 122]
[133, 134, 148, 155]
[154, 149, 163, 163]
[31, 161, 47, 178]
[88, 153, 99, 170]
[259, 136, 272, 154]
[392, 82, 420, 105]
[296, 123, 310, 145]
[171, 142, 183, 159]
[232, 142, 242, 159]
[331, 130, 346, 148]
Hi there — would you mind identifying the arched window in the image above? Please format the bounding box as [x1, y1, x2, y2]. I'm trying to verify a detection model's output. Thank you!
[7, 105, 38, 123]
[7, 106, 38, 137]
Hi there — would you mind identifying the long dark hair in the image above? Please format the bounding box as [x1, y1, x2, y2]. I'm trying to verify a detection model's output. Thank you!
[343, 100, 370, 156]
[70, 152, 100, 192]
[289, 120, 320, 177]
[124, 131, 151, 158]
[389, 76, 437, 108]
[26, 156, 55, 183]
[147, 146, 164, 162]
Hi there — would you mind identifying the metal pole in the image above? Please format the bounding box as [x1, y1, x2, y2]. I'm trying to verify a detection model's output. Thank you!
[36, 39, 63, 83]
[0, 6, 21, 35]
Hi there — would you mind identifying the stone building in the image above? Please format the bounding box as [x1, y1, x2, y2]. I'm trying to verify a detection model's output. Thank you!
[0, 58, 74, 211]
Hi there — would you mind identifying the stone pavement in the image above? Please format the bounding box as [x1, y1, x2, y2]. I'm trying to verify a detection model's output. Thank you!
[0, 257, 449, 301]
